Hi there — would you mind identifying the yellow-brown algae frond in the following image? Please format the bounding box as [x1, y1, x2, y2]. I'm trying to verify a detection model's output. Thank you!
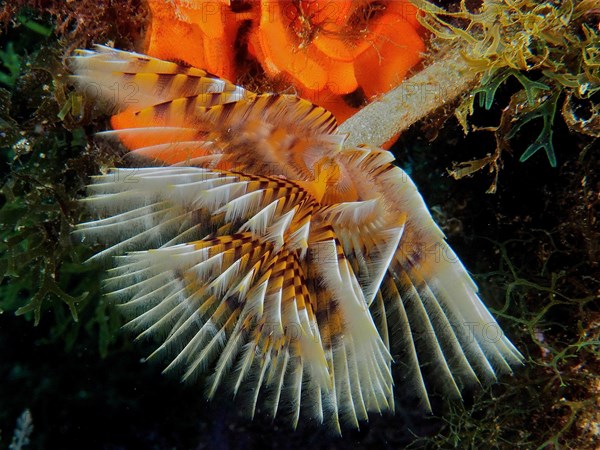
[71, 47, 523, 431]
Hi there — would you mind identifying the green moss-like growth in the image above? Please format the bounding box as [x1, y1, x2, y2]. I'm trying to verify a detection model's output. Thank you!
[0, 39, 124, 356]
[0, 42, 22, 87]
[416, 0, 600, 187]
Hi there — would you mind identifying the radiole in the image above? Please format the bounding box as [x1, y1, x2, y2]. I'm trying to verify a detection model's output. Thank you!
[70, 45, 523, 433]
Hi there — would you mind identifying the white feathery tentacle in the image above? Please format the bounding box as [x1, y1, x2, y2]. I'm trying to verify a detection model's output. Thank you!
[71, 46, 523, 432]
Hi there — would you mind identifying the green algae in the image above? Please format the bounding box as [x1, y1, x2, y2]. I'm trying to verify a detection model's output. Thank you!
[0, 36, 124, 357]
[416, 0, 600, 184]
[0, 42, 22, 88]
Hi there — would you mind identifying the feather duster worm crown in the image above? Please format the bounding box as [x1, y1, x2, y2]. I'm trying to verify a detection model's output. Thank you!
[70, 46, 522, 432]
